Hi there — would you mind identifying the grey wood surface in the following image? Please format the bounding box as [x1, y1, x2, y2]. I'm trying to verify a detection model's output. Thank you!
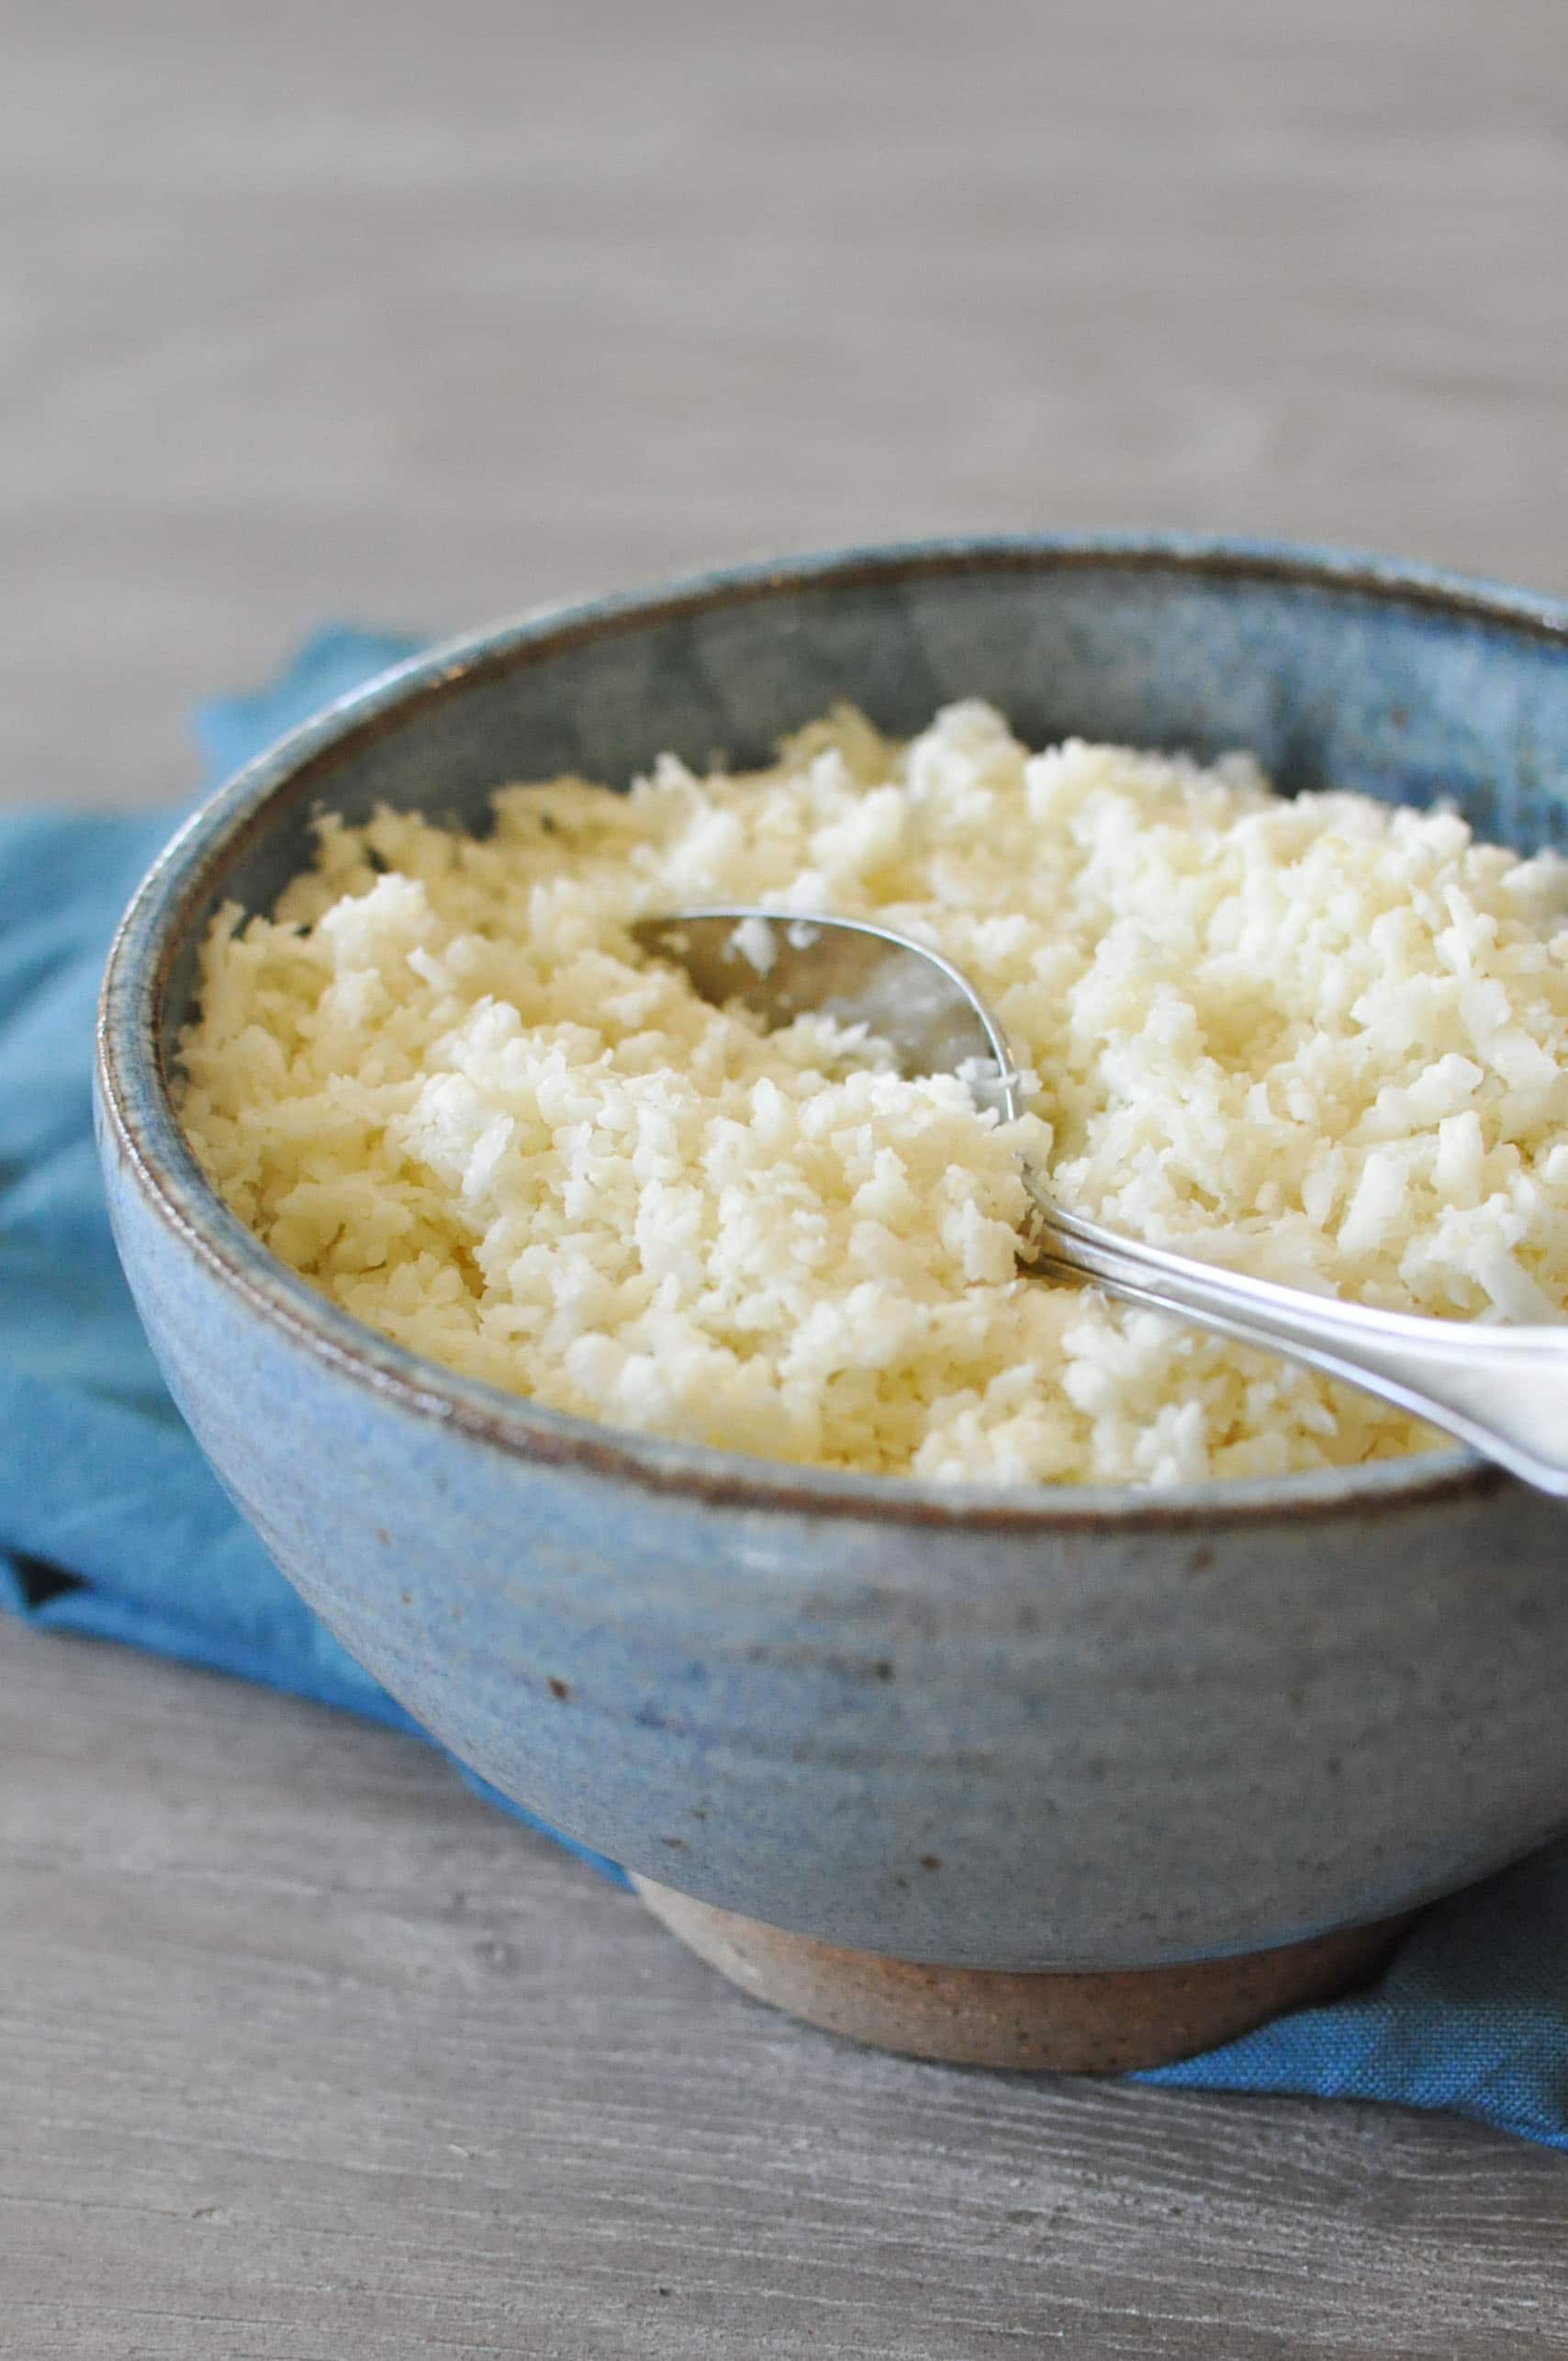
[6, 0, 1568, 813]
[6, 0, 1568, 2352]
[6, 1629, 1568, 2361]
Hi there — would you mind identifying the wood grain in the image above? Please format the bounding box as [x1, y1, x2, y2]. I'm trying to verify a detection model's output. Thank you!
[6, 0, 1568, 2349]
[4, 1629, 1566, 2361]
[4, 0, 1568, 808]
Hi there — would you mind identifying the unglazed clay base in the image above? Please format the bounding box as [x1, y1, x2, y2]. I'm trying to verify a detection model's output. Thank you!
[633, 1877, 1414, 2073]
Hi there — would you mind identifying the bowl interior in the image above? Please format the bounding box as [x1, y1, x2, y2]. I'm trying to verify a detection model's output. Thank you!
[153, 544, 1568, 1072]
[118, 537, 1568, 1518]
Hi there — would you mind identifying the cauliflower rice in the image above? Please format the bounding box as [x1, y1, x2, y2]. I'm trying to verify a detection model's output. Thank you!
[177, 703, 1568, 1487]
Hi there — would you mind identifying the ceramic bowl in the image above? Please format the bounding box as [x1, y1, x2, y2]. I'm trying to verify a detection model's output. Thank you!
[96, 537, 1568, 2070]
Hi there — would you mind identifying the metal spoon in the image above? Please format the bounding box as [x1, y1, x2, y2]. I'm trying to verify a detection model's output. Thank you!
[633, 906, 1568, 1497]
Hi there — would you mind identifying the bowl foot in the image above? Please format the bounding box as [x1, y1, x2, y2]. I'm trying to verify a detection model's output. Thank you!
[632, 1877, 1413, 2072]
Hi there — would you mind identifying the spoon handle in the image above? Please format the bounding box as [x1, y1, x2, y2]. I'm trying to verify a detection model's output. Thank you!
[1021, 1183, 1568, 1496]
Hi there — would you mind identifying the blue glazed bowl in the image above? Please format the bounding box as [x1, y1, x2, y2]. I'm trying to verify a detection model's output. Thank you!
[97, 537, 1568, 1989]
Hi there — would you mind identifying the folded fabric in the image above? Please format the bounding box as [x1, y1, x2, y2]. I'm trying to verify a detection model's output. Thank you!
[5, 628, 1565, 2148]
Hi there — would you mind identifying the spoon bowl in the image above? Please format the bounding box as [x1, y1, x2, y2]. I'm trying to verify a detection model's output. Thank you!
[631, 908, 1025, 1119]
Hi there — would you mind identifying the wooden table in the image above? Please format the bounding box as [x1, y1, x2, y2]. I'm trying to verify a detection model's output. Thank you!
[5, 2, 1568, 2350]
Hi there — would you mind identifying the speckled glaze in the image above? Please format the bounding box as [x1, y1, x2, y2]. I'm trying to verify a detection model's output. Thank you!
[96, 538, 1568, 1979]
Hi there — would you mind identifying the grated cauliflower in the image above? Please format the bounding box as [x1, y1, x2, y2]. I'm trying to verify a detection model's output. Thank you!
[177, 702, 1568, 1486]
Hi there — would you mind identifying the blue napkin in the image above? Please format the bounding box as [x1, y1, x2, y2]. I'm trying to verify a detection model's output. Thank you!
[6, 629, 1567, 2149]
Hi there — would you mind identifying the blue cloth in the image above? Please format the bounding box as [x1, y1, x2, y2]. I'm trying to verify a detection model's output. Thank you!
[5, 629, 1565, 2147]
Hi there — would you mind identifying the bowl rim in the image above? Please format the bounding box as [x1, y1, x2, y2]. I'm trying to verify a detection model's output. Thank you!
[98, 528, 1568, 1535]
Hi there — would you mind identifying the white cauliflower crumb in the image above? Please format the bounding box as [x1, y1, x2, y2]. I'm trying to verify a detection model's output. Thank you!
[728, 914, 778, 975]
[176, 702, 1568, 1487]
